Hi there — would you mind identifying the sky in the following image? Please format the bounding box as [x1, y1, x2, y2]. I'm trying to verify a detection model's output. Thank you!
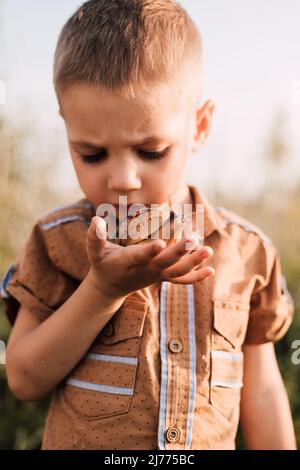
[1, 0, 300, 199]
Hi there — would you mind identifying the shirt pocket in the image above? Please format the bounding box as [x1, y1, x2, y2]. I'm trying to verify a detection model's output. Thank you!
[209, 297, 249, 421]
[212, 297, 250, 349]
[61, 298, 148, 421]
[209, 350, 244, 421]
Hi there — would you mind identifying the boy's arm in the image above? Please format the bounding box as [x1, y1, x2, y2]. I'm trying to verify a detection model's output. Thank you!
[6, 274, 127, 401]
[240, 342, 297, 450]
[6, 217, 214, 402]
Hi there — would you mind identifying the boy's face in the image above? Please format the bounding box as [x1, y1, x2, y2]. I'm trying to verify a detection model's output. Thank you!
[60, 82, 214, 213]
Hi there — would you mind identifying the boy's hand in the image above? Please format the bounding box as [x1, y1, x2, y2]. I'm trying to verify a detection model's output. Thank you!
[86, 216, 215, 300]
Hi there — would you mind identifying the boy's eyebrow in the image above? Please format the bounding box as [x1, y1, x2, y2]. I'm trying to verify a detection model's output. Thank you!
[70, 136, 170, 149]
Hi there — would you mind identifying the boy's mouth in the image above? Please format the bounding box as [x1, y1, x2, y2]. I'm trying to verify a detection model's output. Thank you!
[108, 205, 180, 247]
[113, 204, 149, 219]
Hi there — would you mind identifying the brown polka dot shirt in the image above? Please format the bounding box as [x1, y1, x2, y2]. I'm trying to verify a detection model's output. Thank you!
[0, 185, 294, 450]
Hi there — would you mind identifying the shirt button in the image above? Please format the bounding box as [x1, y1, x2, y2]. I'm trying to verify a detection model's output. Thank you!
[169, 339, 183, 353]
[166, 427, 180, 443]
[103, 321, 114, 337]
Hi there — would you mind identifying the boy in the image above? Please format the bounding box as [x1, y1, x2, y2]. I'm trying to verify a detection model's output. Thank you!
[0, 0, 296, 450]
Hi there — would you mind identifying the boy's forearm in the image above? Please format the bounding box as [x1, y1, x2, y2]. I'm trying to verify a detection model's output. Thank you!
[240, 379, 297, 449]
[6, 272, 126, 401]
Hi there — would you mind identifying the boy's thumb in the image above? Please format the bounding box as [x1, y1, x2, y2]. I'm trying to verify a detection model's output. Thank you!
[87, 216, 107, 261]
[95, 216, 107, 240]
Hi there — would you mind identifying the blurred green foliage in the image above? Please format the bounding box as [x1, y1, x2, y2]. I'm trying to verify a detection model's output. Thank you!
[215, 188, 300, 450]
[0, 113, 299, 450]
[0, 115, 76, 450]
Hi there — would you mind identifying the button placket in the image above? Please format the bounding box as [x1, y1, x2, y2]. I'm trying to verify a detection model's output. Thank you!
[165, 284, 190, 448]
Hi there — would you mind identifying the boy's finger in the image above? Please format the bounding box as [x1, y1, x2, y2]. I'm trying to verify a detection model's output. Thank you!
[148, 237, 191, 271]
[162, 247, 213, 279]
[151, 239, 213, 271]
[87, 216, 107, 261]
[168, 266, 215, 285]
[127, 239, 166, 266]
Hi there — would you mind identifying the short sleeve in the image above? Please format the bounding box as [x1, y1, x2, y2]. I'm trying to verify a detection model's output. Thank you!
[245, 245, 294, 345]
[0, 222, 78, 326]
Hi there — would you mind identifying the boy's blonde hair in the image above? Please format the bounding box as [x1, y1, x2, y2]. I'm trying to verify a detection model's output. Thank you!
[54, 0, 203, 103]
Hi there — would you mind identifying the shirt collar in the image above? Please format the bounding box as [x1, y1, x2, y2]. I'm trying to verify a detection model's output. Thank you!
[187, 184, 227, 239]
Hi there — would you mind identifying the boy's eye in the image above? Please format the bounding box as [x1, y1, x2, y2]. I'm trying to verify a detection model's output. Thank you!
[81, 150, 107, 164]
[80, 147, 169, 164]
[138, 148, 169, 161]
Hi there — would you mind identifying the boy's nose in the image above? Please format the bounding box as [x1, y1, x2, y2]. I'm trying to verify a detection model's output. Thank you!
[107, 162, 141, 192]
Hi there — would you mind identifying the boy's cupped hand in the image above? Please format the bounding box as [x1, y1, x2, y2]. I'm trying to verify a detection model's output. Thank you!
[86, 216, 215, 300]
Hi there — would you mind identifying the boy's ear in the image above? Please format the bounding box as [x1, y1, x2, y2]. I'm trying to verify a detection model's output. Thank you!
[191, 99, 215, 152]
